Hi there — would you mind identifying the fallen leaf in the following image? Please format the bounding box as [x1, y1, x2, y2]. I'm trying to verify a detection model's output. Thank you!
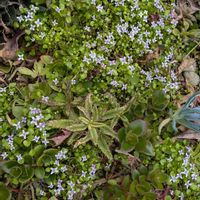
[184, 71, 200, 86]
[0, 30, 25, 60]
[138, 47, 161, 64]
[174, 130, 200, 140]
[0, 18, 13, 34]
[49, 129, 71, 146]
[178, 57, 196, 74]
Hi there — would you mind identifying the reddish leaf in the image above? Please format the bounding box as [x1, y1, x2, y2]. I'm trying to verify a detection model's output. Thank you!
[49, 129, 71, 146]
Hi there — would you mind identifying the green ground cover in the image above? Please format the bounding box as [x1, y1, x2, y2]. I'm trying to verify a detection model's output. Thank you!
[0, 0, 199, 199]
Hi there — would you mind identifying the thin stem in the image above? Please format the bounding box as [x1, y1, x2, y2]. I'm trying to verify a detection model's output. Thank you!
[184, 40, 200, 58]
[30, 184, 36, 200]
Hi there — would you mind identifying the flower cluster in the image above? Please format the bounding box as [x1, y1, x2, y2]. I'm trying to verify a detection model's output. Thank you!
[0, 101, 54, 164]
[153, 138, 200, 199]
[16, 0, 182, 101]
[37, 145, 102, 199]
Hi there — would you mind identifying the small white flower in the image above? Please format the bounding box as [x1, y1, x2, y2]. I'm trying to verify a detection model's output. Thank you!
[17, 16, 24, 22]
[68, 181, 75, 188]
[48, 183, 54, 189]
[191, 173, 198, 180]
[96, 4, 103, 12]
[16, 154, 22, 162]
[13, 121, 21, 130]
[61, 165, 67, 172]
[54, 160, 60, 166]
[167, 157, 173, 162]
[52, 19, 58, 26]
[110, 80, 119, 87]
[33, 136, 40, 143]
[18, 54, 24, 61]
[42, 96, 49, 102]
[42, 138, 49, 146]
[35, 19, 42, 27]
[1, 152, 8, 159]
[81, 170, 87, 177]
[84, 26, 91, 32]
[31, 37, 35, 42]
[40, 190, 45, 196]
[122, 84, 127, 90]
[71, 79, 76, 85]
[185, 181, 191, 189]
[39, 32, 46, 39]
[50, 167, 58, 174]
[19, 130, 29, 140]
[179, 150, 184, 155]
[81, 155, 87, 162]
[170, 175, 176, 183]
[30, 5, 38, 12]
[53, 78, 59, 85]
[55, 7, 61, 13]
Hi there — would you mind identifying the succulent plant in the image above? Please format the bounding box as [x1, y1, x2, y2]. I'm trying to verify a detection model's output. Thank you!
[159, 91, 200, 133]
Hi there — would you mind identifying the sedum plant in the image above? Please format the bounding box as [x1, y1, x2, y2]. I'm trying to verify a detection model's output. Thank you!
[48, 94, 134, 160]
[159, 91, 200, 133]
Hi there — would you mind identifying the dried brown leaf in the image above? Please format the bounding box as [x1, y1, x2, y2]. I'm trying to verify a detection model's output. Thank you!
[49, 129, 71, 146]
[174, 130, 200, 140]
[0, 18, 13, 34]
[0, 30, 25, 60]
[178, 58, 196, 74]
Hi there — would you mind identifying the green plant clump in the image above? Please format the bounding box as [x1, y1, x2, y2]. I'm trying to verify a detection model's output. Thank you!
[16, 0, 182, 100]
[151, 138, 200, 199]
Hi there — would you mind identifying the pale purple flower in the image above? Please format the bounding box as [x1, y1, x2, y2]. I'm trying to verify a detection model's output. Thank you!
[33, 136, 40, 143]
[53, 78, 59, 85]
[42, 96, 49, 102]
[1, 152, 8, 159]
[18, 54, 24, 61]
[50, 167, 58, 174]
[16, 154, 22, 162]
[96, 4, 103, 12]
[35, 19, 42, 27]
[55, 7, 61, 13]
[19, 130, 29, 140]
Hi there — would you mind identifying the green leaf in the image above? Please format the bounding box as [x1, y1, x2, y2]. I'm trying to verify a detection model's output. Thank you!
[18, 67, 36, 78]
[88, 126, 98, 145]
[102, 107, 125, 121]
[159, 118, 171, 134]
[48, 119, 87, 131]
[10, 166, 22, 178]
[19, 167, 34, 183]
[77, 106, 90, 119]
[0, 161, 19, 173]
[151, 90, 168, 111]
[29, 145, 45, 157]
[101, 124, 118, 139]
[0, 185, 11, 200]
[142, 192, 157, 200]
[35, 167, 45, 179]
[12, 105, 24, 119]
[118, 128, 126, 143]
[79, 116, 90, 124]
[85, 93, 93, 114]
[34, 61, 46, 76]
[97, 135, 113, 160]
[148, 168, 168, 189]
[40, 55, 53, 65]
[74, 134, 91, 148]
[0, 63, 11, 73]
[128, 120, 147, 136]
[135, 139, 155, 156]
[125, 131, 138, 146]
